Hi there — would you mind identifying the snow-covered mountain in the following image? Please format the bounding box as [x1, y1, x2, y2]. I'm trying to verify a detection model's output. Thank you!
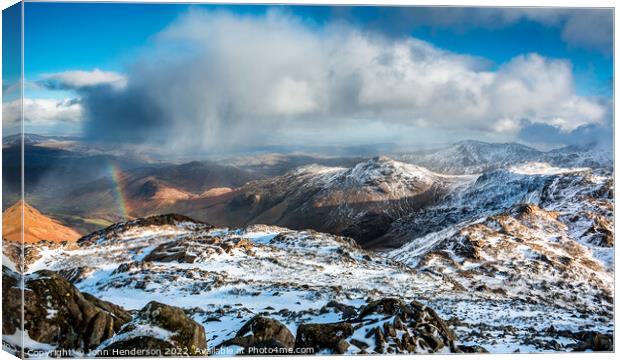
[391, 140, 612, 174]
[543, 144, 614, 170]
[224, 156, 474, 246]
[377, 162, 613, 249]
[2, 133, 80, 147]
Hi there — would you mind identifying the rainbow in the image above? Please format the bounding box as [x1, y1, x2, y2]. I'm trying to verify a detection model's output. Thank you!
[106, 162, 130, 220]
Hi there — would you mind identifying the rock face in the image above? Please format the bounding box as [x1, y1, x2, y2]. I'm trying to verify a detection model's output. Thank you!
[2, 267, 131, 353]
[101, 301, 207, 356]
[58, 266, 96, 283]
[221, 316, 295, 353]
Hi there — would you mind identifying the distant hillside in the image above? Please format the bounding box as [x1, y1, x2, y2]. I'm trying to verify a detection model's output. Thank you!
[2, 201, 81, 244]
[57, 160, 261, 222]
[391, 140, 612, 174]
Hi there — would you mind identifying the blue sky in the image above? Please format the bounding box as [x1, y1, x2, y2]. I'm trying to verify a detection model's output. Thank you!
[23, 3, 612, 96]
[2, 2, 21, 100]
[3, 2, 614, 150]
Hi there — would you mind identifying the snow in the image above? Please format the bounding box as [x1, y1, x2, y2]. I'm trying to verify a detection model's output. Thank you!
[45, 308, 58, 320]
[2, 253, 18, 272]
[3, 329, 58, 357]
[241, 231, 279, 244]
[508, 162, 589, 176]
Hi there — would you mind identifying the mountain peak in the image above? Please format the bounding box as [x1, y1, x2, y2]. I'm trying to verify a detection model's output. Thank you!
[2, 201, 81, 244]
[371, 155, 396, 163]
[349, 156, 434, 179]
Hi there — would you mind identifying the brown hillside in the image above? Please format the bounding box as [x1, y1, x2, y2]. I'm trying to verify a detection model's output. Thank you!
[2, 201, 81, 244]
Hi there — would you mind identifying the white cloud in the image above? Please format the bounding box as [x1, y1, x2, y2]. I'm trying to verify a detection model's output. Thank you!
[40, 69, 127, 90]
[77, 10, 607, 150]
[273, 77, 318, 115]
[561, 10, 613, 53]
[2, 98, 83, 126]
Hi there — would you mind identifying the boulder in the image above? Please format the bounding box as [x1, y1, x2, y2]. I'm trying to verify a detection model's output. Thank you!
[143, 242, 198, 263]
[3, 267, 131, 353]
[320, 301, 357, 320]
[565, 330, 613, 352]
[98, 336, 176, 357]
[100, 301, 208, 356]
[220, 316, 295, 353]
[458, 344, 489, 353]
[410, 300, 458, 344]
[295, 323, 354, 354]
[137, 301, 207, 353]
[358, 298, 413, 319]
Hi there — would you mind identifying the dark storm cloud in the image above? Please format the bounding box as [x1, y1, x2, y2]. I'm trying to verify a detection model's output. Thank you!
[80, 83, 169, 143]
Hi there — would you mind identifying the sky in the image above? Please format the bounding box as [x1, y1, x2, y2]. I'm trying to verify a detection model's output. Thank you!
[2, 2, 614, 153]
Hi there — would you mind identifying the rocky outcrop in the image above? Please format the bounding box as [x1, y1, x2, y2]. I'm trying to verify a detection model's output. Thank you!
[353, 298, 459, 354]
[79, 214, 212, 246]
[291, 298, 461, 355]
[2, 266, 21, 336]
[568, 331, 614, 352]
[581, 214, 614, 247]
[544, 327, 614, 352]
[2, 267, 131, 353]
[142, 236, 255, 264]
[220, 316, 295, 353]
[58, 266, 96, 283]
[101, 301, 207, 356]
